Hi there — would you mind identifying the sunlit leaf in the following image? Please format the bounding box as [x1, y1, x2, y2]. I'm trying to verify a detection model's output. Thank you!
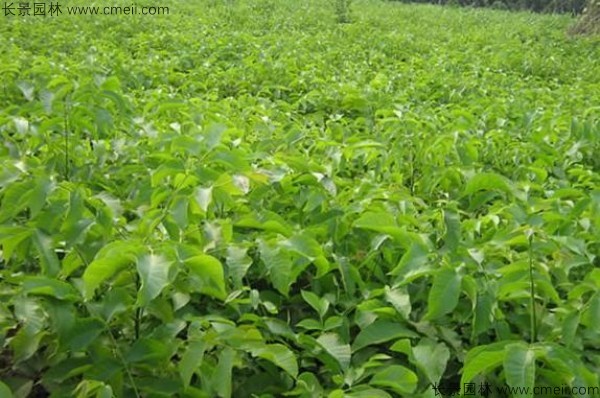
[185, 255, 227, 300]
[370, 365, 417, 395]
[82, 241, 143, 299]
[137, 254, 173, 306]
[250, 343, 299, 378]
[317, 333, 351, 371]
[504, 343, 536, 398]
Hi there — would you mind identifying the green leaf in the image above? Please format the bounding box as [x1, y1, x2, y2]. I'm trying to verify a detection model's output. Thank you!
[561, 311, 580, 347]
[259, 240, 293, 296]
[214, 347, 235, 398]
[179, 340, 207, 388]
[74, 380, 114, 398]
[0, 381, 14, 398]
[504, 343, 536, 398]
[345, 389, 392, 398]
[63, 318, 105, 351]
[250, 343, 299, 378]
[32, 229, 60, 277]
[296, 318, 322, 330]
[45, 300, 76, 343]
[425, 267, 462, 320]
[294, 372, 324, 396]
[82, 241, 143, 299]
[11, 327, 45, 362]
[301, 290, 329, 319]
[137, 254, 173, 306]
[44, 357, 92, 383]
[226, 246, 253, 288]
[185, 255, 227, 300]
[412, 339, 450, 384]
[0, 179, 34, 222]
[390, 242, 431, 282]
[461, 341, 515, 385]
[195, 186, 213, 212]
[282, 233, 323, 259]
[0, 225, 31, 261]
[13, 297, 45, 333]
[170, 195, 189, 229]
[126, 338, 173, 364]
[384, 286, 411, 319]
[22, 276, 79, 301]
[352, 320, 418, 352]
[370, 365, 417, 395]
[472, 288, 495, 338]
[205, 123, 228, 150]
[539, 342, 598, 386]
[390, 339, 413, 359]
[317, 333, 351, 371]
[97, 384, 113, 398]
[581, 291, 600, 329]
[62, 188, 92, 247]
[443, 209, 461, 252]
[463, 172, 514, 196]
[235, 213, 292, 237]
[353, 212, 403, 239]
[91, 287, 133, 322]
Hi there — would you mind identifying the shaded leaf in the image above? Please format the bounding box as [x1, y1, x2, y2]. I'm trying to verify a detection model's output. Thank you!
[352, 321, 418, 352]
[64, 318, 105, 351]
[126, 338, 174, 364]
[461, 341, 515, 385]
[443, 209, 461, 252]
[179, 340, 207, 388]
[425, 267, 462, 320]
[32, 229, 60, 277]
[412, 339, 450, 384]
[214, 347, 235, 398]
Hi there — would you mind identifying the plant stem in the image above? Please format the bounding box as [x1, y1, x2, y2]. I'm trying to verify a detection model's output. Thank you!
[135, 307, 142, 340]
[528, 233, 537, 343]
[135, 272, 141, 340]
[107, 326, 141, 398]
[63, 97, 70, 181]
[409, 146, 415, 195]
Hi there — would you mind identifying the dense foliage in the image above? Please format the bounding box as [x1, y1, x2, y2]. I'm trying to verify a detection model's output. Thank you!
[390, 0, 587, 14]
[1, 0, 599, 397]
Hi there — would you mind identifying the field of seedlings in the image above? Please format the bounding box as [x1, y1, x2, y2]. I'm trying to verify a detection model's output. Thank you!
[1, 0, 599, 397]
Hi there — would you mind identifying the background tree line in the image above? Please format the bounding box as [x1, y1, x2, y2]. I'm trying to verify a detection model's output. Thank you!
[388, 0, 588, 14]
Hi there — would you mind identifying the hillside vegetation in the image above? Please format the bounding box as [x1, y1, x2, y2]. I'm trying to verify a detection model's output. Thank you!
[0, 0, 599, 397]
[389, 0, 588, 14]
